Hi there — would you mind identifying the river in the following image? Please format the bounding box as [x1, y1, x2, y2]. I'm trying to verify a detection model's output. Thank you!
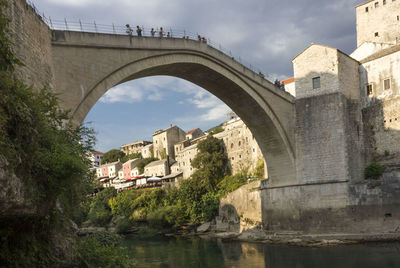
[122, 235, 400, 267]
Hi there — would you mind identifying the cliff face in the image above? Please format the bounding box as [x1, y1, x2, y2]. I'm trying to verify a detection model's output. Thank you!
[0, 157, 34, 217]
[5, 0, 54, 90]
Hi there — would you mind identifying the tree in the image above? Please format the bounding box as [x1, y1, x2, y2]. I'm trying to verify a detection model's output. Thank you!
[208, 125, 224, 135]
[102, 149, 125, 164]
[191, 135, 230, 191]
[122, 152, 142, 163]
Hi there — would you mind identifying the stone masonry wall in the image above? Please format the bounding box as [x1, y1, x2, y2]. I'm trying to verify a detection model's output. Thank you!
[356, 0, 400, 47]
[5, 0, 54, 89]
[295, 93, 349, 183]
[217, 180, 262, 233]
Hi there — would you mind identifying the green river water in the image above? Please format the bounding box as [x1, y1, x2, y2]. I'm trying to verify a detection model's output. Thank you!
[122, 236, 400, 268]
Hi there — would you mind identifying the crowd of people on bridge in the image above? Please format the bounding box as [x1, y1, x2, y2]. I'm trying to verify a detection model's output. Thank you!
[274, 79, 286, 91]
[125, 24, 274, 84]
[125, 24, 208, 43]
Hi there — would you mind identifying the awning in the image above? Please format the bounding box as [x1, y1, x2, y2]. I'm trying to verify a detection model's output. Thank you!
[162, 172, 183, 180]
[147, 176, 162, 182]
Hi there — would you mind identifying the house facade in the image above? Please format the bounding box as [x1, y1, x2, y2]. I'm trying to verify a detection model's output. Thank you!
[152, 125, 186, 160]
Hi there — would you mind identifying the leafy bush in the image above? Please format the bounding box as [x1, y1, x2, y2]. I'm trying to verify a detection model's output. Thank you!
[200, 192, 220, 222]
[122, 152, 142, 163]
[102, 149, 125, 164]
[115, 218, 133, 234]
[87, 188, 117, 226]
[208, 125, 224, 135]
[365, 162, 384, 180]
[253, 159, 265, 178]
[78, 231, 136, 268]
[110, 189, 141, 218]
[217, 174, 247, 196]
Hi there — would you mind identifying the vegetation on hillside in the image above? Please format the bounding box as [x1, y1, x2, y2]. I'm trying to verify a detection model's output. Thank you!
[102, 149, 125, 164]
[83, 135, 260, 231]
[122, 152, 142, 162]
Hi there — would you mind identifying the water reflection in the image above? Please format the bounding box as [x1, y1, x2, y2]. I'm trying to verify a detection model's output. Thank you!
[123, 236, 400, 268]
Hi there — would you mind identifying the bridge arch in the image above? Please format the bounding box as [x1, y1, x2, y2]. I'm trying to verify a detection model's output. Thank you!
[51, 32, 296, 185]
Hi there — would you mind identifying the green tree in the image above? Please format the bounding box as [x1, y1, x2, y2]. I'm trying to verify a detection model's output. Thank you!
[208, 125, 224, 135]
[87, 188, 117, 226]
[191, 135, 230, 191]
[122, 152, 142, 163]
[102, 149, 125, 164]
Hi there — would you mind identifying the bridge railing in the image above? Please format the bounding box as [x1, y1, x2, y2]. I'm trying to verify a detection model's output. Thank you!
[25, 1, 274, 82]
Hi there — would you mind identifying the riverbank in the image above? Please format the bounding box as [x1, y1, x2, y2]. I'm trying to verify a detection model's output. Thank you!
[78, 223, 400, 248]
[162, 223, 400, 247]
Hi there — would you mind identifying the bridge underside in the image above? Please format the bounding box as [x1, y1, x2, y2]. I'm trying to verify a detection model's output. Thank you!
[51, 30, 296, 186]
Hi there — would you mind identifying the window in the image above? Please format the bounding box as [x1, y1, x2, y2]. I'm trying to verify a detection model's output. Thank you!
[384, 78, 391, 90]
[383, 0, 386, 4]
[312, 77, 320, 89]
[397, 15, 399, 21]
[365, 6, 369, 12]
[231, 143, 234, 149]
[375, 2, 379, 8]
[238, 141, 241, 146]
[375, 32, 379, 37]
[366, 84, 373, 95]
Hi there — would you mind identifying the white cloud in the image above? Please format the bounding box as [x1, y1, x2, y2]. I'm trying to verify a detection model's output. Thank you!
[199, 104, 231, 122]
[100, 84, 143, 103]
[46, 0, 104, 7]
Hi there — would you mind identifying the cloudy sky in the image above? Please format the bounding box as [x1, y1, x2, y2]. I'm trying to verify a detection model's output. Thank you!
[34, 0, 365, 152]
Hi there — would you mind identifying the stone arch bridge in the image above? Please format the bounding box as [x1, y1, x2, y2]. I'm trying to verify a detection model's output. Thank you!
[50, 30, 296, 186]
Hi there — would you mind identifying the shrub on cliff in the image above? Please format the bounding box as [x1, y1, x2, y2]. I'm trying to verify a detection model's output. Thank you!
[365, 162, 384, 180]
[87, 187, 117, 226]
[78, 231, 136, 268]
[0, 0, 97, 265]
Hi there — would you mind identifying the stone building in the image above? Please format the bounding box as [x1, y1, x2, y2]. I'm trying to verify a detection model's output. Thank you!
[174, 118, 264, 179]
[96, 160, 122, 179]
[290, 0, 400, 182]
[122, 158, 141, 180]
[130, 167, 141, 177]
[185, 128, 204, 140]
[281, 77, 295, 97]
[120, 140, 152, 155]
[175, 142, 200, 179]
[88, 151, 103, 169]
[152, 125, 186, 160]
[141, 143, 154, 158]
[214, 118, 264, 175]
[144, 159, 169, 177]
[355, 0, 400, 47]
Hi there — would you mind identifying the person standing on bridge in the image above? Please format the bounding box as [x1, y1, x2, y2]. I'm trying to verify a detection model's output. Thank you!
[151, 28, 156, 37]
[159, 27, 164, 37]
[126, 24, 133, 36]
[136, 26, 142, 37]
